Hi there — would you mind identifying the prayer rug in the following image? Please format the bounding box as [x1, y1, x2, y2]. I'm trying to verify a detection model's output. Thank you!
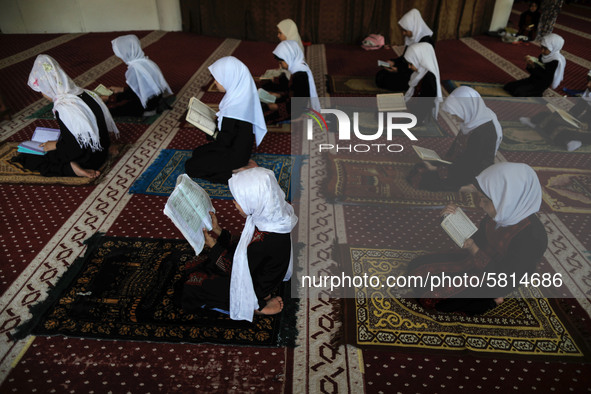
[15, 235, 298, 347]
[26, 95, 176, 124]
[0, 142, 128, 186]
[327, 75, 391, 95]
[499, 121, 591, 153]
[129, 149, 296, 199]
[535, 166, 591, 213]
[443, 80, 541, 103]
[341, 246, 591, 360]
[322, 154, 476, 208]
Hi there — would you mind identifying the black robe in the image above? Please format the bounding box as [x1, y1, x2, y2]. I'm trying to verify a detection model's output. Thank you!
[406, 71, 438, 125]
[178, 228, 291, 313]
[532, 100, 591, 148]
[504, 57, 558, 97]
[263, 71, 310, 123]
[107, 87, 162, 117]
[184, 117, 255, 183]
[13, 92, 110, 177]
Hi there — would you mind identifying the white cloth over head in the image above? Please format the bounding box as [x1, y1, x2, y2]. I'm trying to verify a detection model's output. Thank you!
[403, 42, 442, 115]
[28, 54, 119, 152]
[398, 8, 433, 46]
[539, 33, 566, 89]
[227, 167, 298, 321]
[111, 34, 172, 108]
[208, 56, 267, 146]
[441, 86, 503, 154]
[476, 162, 542, 228]
[277, 19, 305, 54]
[272, 40, 321, 111]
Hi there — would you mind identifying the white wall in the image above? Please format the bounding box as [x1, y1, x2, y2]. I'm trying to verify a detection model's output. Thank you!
[0, 0, 182, 33]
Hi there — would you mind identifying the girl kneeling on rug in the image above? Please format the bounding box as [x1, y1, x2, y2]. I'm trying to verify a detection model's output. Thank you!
[408, 86, 502, 192]
[184, 56, 267, 183]
[177, 167, 298, 321]
[504, 33, 565, 97]
[103, 34, 173, 117]
[13, 54, 119, 178]
[407, 162, 547, 315]
[375, 8, 434, 92]
[262, 40, 320, 124]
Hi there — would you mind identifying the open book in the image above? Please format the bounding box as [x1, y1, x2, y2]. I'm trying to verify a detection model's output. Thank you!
[377, 60, 391, 68]
[258, 88, 277, 104]
[377, 93, 406, 111]
[260, 68, 286, 80]
[163, 174, 215, 255]
[17, 127, 60, 155]
[186, 97, 218, 138]
[93, 84, 113, 97]
[412, 145, 452, 165]
[546, 103, 583, 129]
[441, 207, 478, 248]
[526, 55, 545, 69]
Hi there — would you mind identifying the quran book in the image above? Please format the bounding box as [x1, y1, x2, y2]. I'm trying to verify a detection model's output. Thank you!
[258, 88, 277, 104]
[441, 207, 478, 248]
[164, 174, 215, 255]
[260, 68, 285, 80]
[526, 55, 545, 69]
[546, 103, 582, 129]
[93, 84, 113, 96]
[186, 97, 218, 137]
[17, 127, 60, 156]
[377, 92, 407, 111]
[412, 145, 452, 165]
[377, 60, 391, 68]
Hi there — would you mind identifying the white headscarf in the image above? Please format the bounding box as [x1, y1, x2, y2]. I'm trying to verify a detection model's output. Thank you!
[28, 54, 118, 152]
[272, 40, 321, 111]
[403, 43, 442, 115]
[277, 19, 305, 54]
[398, 8, 433, 46]
[208, 56, 267, 146]
[476, 162, 542, 228]
[112, 34, 172, 108]
[227, 167, 298, 321]
[441, 86, 503, 154]
[539, 33, 566, 90]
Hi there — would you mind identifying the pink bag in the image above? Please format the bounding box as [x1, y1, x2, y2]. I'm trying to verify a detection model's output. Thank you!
[361, 34, 385, 50]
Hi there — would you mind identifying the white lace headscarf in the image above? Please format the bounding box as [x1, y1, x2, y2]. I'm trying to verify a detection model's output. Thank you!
[403, 43, 442, 116]
[272, 40, 321, 111]
[277, 19, 305, 54]
[398, 8, 433, 46]
[539, 33, 566, 89]
[28, 54, 118, 151]
[441, 86, 503, 154]
[111, 34, 172, 108]
[227, 167, 298, 321]
[209, 56, 267, 146]
[476, 162, 542, 228]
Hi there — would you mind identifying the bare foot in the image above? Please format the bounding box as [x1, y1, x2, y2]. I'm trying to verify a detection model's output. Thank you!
[70, 161, 100, 178]
[494, 297, 504, 306]
[232, 159, 259, 174]
[254, 296, 284, 315]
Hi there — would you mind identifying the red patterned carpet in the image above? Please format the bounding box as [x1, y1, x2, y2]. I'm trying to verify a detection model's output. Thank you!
[1, 8, 591, 391]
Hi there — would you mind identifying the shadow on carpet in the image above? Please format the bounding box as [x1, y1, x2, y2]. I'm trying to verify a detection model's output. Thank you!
[129, 150, 299, 199]
[14, 235, 298, 347]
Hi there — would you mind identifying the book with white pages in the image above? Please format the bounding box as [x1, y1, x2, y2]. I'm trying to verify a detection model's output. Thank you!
[377, 60, 391, 68]
[93, 84, 113, 96]
[18, 127, 61, 155]
[186, 97, 218, 138]
[526, 55, 545, 69]
[377, 92, 407, 111]
[412, 145, 452, 165]
[546, 103, 583, 129]
[260, 68, 286, 80]
[163, 174, 215, 255]
[441, 207, 478, 248]
[258, 88, 277, 104]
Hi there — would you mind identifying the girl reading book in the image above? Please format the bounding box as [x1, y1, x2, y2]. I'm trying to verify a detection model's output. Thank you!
[408, 86, 502, 191]
[13, 54, 119, 178]
[375, 8, 434, 92]
[176, 167, 298, 321]
[105, 34, 172, 117]
[277, 19, 305, 54]
[262, 40, 320, 124]
[407, 162, 547, 315]
[184, 56, 267, 183]
[504, 33, 565, 96]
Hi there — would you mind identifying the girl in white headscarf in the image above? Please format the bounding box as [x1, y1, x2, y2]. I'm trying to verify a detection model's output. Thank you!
[408, 162, 547, 315]
[14, 54, 119, 178]
[408, 86, 502, 192]
[277, 19, 305, 54]
[185, 56, 267, 183]
[262, 40, 320, 123]
[179, 167, 298, 321]
[376, 8, 434, 92]
[504, 33, 566, 96]
[106, 34, 172, 117]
